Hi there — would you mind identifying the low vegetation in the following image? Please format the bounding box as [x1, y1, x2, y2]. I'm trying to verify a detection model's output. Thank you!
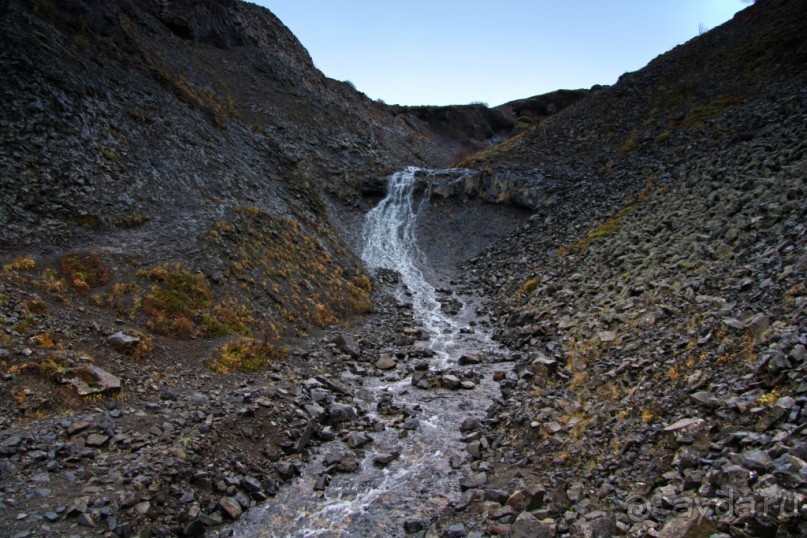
[208, 334, 288, 374]
[59, 252, 110, 296]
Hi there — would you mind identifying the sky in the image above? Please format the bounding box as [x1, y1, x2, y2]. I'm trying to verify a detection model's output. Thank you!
[251, 1, 750, 107]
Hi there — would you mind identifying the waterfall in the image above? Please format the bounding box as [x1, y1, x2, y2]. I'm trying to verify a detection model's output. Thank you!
[361, 167, 458, 361]
[230, 168, 509, 537]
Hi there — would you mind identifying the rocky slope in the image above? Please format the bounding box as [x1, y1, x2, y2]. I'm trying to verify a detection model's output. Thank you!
[425, 0, 807, 536]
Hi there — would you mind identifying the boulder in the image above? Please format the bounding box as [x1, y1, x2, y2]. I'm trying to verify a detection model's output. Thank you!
[442, 375, 462, 390]
[62, 365, 121, 396]
[328, 403, 356, 424]
[335, 334, 361, 358]
[106, 331, 140, 353]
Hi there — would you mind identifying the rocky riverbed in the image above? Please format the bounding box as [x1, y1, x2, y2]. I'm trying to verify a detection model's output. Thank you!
[0, 278, 502, 537]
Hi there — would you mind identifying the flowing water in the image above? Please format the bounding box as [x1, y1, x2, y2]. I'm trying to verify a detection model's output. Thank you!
[233, 168, 510, 537]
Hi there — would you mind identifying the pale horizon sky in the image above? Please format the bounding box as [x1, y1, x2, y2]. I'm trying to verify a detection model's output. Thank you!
[251, 1, 750, 107]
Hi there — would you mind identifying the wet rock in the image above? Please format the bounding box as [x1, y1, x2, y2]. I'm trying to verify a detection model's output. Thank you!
[411, 370, 429, 388]
[328, 403, 357, 424]
[313, 475, 330, 491]
[442, 375, 462, 390]
[460, 417, 481, 432]
[346, 431, 372, 448]
[458, 353, 483, 365]
[402, 418, 420, 430]
[263, 477, 279, 496]
[275, 462, 299, 479]
[373, 452, 399, 466]
[376, 355, 396, 370]
[336, 455, 360, 473]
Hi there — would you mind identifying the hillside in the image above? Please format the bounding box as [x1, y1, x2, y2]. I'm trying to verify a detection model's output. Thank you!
[0, 0, 805, 536]
[436, 0, 807, 536]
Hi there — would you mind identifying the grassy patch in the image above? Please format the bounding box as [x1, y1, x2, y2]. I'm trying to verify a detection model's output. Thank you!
[678, 93, 745, 129]
[202, 300, 254, 337]
[205, 209, 372, 334]
[91, 282, 142, 319]
[3, 257, 36, 272]
[113, 213, 151, 229]
[140, 265, 214, 338]
[208, 335, 288, 373]
[71, 214, 101, 230]
[60, 252, 111, 296]
[9, 355, 69, 382]
[559, 212, 629, 255]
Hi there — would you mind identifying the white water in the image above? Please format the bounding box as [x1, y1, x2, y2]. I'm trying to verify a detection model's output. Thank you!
[231, 168, 509, 537]
[361, 166, 461, 363]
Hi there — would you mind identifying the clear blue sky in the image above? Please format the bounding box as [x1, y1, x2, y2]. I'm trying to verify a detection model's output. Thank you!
[250, 1, 750, 107]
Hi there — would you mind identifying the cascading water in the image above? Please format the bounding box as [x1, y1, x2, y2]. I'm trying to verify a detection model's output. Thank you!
[232, 168, 510, 537]
[361, 167, 460, 362]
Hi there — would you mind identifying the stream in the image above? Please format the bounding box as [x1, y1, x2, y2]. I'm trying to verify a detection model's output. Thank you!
[232, 168, 512, 537]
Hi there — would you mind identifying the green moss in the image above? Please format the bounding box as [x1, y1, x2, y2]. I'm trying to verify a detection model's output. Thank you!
[71, 215, 101, 230]
[678, 94, 745, 129]
[113, 213, 151, 229]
